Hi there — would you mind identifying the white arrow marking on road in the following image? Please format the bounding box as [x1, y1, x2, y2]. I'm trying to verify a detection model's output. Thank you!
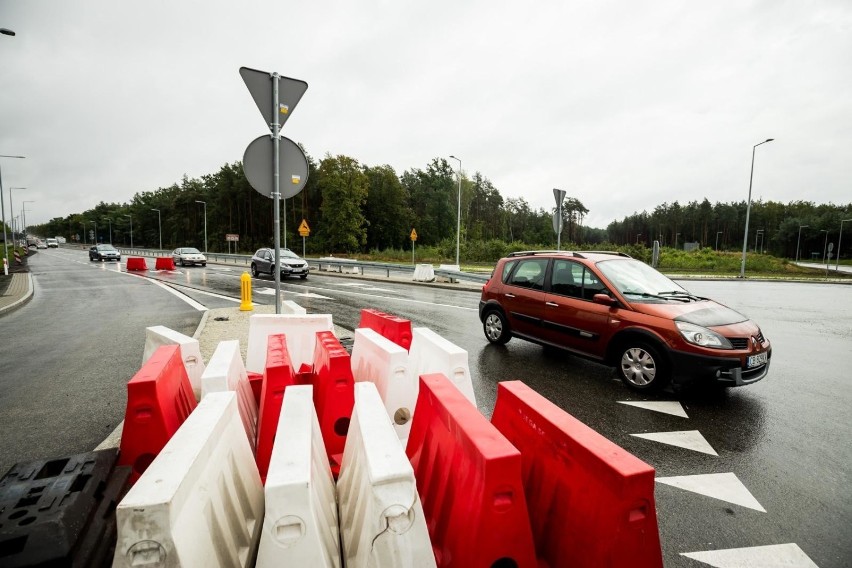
[617, 400, 689, 418]
[253, 287, 332, 300]
[681, 543, 818, 567]
[631, 430, 718, 455]
[656, 472, 766, 512]
[255, 287, 276, 295]
[292, 292, 333, 299]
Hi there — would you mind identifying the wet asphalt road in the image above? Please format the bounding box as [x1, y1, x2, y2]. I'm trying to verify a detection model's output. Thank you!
[3, 249, 850, 566]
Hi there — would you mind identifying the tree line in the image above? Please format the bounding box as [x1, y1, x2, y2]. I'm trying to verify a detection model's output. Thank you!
[28, 151, 851, 262]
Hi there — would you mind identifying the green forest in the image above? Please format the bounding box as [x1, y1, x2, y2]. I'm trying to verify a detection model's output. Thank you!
[26, 152, 852, 264]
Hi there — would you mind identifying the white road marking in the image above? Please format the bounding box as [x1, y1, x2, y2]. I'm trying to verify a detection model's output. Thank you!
[145, 278, 208, 311]
[252, 287, 332, 300]
[291, 292, 334, 300]
[255, 287, 276, 295]
[656, 472, 766, 512]
[617, 400, 689, 418]
[681, 543, 818, 567]
[631, 430, 718, 456]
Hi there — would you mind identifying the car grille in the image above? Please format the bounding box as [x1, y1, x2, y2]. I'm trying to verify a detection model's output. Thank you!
[729, 330, 765, 350]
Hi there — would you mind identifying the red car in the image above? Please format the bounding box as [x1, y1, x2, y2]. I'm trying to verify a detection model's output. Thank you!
[478, 251, 771, 391]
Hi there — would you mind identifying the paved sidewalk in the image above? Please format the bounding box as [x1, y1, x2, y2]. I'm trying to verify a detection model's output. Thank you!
[0, 273, 33, 316]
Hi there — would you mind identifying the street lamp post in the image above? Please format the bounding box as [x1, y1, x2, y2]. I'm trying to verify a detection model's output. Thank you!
[716, 231, 723, 251]
[195, 200, 207, 254]
[820, 229, 829, 266]
[151, 208, 161, 250]
[104, 218, 112, 244]
[795, 225, 808, 263]
[837, 219, 852, 271]
[448, 155, 462, 267]
[125, 214, 133, 248]
[739, 138, 774, 278]
[9, 187, 25, 242]
[0, 155, 26, 262]
[22, 201, 34, 238]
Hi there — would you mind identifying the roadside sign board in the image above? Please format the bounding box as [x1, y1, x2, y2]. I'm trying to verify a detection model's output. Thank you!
[226, 234, 239, 242]
[553, 188, 566, 206]
[239, 67, 308, 131]
[298, 219, 310, 237]
[243, 135, 309, 199]
[410, 229, 418, 241]
[552, 211, 563, 235]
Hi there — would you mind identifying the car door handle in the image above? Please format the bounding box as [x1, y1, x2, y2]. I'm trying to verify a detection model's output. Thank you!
[504, 293, 516, 298]
[546, 302, 559, 307]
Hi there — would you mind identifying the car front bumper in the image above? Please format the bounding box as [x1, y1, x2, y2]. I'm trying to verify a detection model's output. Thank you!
[669, 347, 771, 387]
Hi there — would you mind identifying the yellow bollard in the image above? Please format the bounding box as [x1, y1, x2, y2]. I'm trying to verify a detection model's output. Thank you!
[240, 272, 253, 311]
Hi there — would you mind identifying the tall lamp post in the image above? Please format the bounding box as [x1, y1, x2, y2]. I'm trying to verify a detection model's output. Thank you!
[125, 214, 133, 248]
[151, 208, 162, 250]
[9, 187, 25, 243]
[104, 218, 112, 244]
[820, 229, 829, 266]
[195, 200, 207, 254]
[22, 200, 34, 238]
[739, 138, 774, 278]
[795, 225, 808, 263]
[448, 155, 462, 267]
[837, 219, 852, 271]
[0, 154, 26, 262]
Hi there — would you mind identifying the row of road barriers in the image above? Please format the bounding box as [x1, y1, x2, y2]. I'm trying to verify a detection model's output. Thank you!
[0, 305, 663, 567]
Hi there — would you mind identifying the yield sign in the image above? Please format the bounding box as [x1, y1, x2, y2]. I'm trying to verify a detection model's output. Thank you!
[239, 67, 308, 131]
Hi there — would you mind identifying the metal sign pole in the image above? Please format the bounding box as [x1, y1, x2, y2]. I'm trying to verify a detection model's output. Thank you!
[272, 73, 282, 314]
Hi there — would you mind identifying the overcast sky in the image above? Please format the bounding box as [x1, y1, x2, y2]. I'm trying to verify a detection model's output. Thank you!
[2, 0, 850, 231]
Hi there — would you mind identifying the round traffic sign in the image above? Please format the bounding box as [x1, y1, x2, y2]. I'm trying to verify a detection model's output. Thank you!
[243, 135, 309, 199]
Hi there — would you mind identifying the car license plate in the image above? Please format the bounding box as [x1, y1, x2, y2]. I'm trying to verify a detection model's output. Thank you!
[747, 352, 767, 368]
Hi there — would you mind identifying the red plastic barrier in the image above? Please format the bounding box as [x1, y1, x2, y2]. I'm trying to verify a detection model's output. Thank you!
[406, 373, 536, 568]
[118, 344, 197, 483]
[358, 308, 413, 350]
[247, 371, 264, 407]
[154, 257, 175, 270]
[491, 381, 663, 568]
[311, 331, 354, 477]
[125, 257, 147, 271]
[255, 334, 297, 483]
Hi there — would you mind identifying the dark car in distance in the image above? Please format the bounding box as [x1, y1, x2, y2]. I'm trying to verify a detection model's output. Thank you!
[478, 250, 771, 392]
[250, 248, 309, 279]
[89, 244, 121, 262]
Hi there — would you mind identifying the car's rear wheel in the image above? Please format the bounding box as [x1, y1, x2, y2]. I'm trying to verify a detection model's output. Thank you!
[250, 263, 259, 277]
[483, 309, 511, 345]
[617, 341, 670, 392]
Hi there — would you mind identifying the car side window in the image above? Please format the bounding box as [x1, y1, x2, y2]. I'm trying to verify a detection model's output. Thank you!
[582, 268, 607, 300]
[508, 259, 548, 291]
[501, 260, 517, 283]
[549, 260, 583, 298]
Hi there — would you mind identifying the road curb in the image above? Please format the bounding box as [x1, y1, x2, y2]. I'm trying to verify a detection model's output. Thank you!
[0, 273, 34, 316]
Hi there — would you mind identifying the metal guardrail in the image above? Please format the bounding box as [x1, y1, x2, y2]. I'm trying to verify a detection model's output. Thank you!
[107, 246, 491, 284]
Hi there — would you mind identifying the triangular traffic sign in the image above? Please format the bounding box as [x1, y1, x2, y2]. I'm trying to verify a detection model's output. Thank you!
[239, 67, 308, 131]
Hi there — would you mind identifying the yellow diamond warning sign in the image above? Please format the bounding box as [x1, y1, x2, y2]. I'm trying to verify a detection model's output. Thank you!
[299, 219, 311, 237]
[410, 228, 417, 241]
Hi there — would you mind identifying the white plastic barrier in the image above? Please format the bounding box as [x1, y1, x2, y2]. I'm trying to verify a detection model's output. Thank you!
[337, 383, 435, 567]
[281, 300, 307, 315]
[436, 263, 460, 283]
[408, 327, 476, 405]
[256, 386, 340, 567]
[412, 264, 435, 282]
[350, 328, 416, 444]
[143, 325, 207, 400]
[200, 339, 258, 453]
[114, 392, 264, 568]
[246, 314, 333, 373]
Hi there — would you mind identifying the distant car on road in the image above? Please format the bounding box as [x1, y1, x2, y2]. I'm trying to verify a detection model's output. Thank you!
[89, 244, 121, 261]
[46, 238, 59, 248]
[171, 247, 206, 267]
[250, 247, 309, 279]
[36, 240, 48, 249]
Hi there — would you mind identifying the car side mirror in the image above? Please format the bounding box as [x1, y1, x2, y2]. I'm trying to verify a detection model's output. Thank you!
[593, 293, 617, 307]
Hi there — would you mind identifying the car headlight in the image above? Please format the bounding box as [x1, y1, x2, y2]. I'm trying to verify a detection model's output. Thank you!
[675, 321, 733, 349]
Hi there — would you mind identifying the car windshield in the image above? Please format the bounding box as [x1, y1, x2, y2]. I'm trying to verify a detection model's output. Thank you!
[280, 249, 300, 259]
[182, 248, 201, 254]
[98, 245, 117, 251]
[596, 259, 691, 301]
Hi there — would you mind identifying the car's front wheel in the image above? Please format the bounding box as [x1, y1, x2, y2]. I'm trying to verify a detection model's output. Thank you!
[483, 309, 511, 345]
[250, 263, 259, 277]
[617, 341, 670, 392]
[300, 274, 307, 279]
